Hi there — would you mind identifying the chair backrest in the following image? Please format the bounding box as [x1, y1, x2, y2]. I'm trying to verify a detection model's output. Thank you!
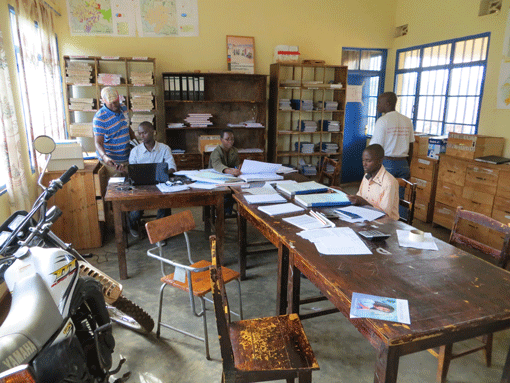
[209, 235, 236, 370]
[318, 157, 341, 186]
[145, 210, 196, 244]
[450, 206, 510, 269]
[396, 178, 417, 225]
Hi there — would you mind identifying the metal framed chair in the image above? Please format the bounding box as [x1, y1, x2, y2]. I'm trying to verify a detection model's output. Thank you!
[318, 157, 342, 186]
[428, 206, 510, 383]
[209, 235, 319, 382]
[396, 178, 417, 225]
[145, 210, 243, 360]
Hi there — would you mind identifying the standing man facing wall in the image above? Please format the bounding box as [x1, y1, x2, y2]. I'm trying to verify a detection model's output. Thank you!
[370, 92, 414, 180]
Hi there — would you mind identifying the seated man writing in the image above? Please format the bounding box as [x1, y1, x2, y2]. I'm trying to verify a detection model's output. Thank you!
[347, 144, 399, 220]
[128, 121, 177, 238]
[209, 129, 241, 215]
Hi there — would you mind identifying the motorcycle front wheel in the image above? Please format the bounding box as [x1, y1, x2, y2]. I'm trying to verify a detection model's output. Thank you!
[109, 295, 155, 333]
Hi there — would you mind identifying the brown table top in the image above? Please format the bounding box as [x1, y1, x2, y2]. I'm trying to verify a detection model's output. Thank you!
[233, 191, 510, 352]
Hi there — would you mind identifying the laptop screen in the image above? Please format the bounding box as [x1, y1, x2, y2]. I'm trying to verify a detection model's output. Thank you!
[128, 163, 169, 185]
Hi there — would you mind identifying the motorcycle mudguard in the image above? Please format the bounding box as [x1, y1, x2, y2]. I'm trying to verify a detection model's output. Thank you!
[0, 273, 62, 373]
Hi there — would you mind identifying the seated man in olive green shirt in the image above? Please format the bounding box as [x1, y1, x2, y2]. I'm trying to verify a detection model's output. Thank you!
[209, 129, 241, 176]
[209, 129, 240, 215]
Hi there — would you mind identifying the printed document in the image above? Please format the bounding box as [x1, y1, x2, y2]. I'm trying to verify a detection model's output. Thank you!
[156, 183, 190, 193]
[335, 206, 385, 223]
[350, 292, 411, 325]
[241, 159, 281, 174]
[244, 194, 287, 204]
[297, 227, 372, 255]
[283, 214, 330, 230]
[257, 202, 304, 216]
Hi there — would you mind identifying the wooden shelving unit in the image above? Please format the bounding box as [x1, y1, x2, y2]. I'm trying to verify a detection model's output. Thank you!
[163, 72, 267, 170]
[63, 56, 157, 140]
[268, 63, 347, 177]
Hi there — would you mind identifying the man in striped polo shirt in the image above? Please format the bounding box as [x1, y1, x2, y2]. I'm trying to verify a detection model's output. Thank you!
[93, 87, 136, 175]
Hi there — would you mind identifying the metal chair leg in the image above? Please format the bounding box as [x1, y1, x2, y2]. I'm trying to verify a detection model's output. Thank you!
[236, 278, 243, 320]
[156, 283, 167, 338]
[200, 297, 210, 360]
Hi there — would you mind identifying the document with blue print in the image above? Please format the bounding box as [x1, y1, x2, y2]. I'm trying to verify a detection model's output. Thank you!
[350, 292, 410, 325]
[297, 227, 371, 255]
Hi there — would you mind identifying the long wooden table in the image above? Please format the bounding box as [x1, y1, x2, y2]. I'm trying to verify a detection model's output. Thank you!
[105, 184, 229, 280]
[233, 191, 510, 383]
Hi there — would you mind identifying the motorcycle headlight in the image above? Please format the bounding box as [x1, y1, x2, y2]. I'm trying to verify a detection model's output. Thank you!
[0, 365, 36, 383]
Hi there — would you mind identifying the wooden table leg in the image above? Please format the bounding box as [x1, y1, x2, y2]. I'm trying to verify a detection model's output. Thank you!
[238, 213, 247, 280]
[287, 251, 300, 315]
[501, 343, 510, 383]
[215, 195, 224, 265]
[374, 344, 399, 383]
[112, 202, 128, 280]
[204, 206, 211, 235]
[276, 243, 289, 315]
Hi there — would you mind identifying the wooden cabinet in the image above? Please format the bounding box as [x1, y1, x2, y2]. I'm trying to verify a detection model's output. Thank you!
[162, 73, 267, 170]
[268, 63, 347, 176]
[63, 56, 157, 139]
[410, 156, 439, 222]
[42, 160, 107, 249]
[433, 155, 508, 249]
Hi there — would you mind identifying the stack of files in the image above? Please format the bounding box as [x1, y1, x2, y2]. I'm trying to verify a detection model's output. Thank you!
[244, 121, 264, 128]
[319, 120, 340, 132]
[239, 159, 283, 182]
[294, 142, 314, 153]
[300, 164, 317, 176]
[187, 170, 243, 185]
[97, 73, 122, 85]
[239, 173, 283, 182]
[130, 71, 153, 85]
[184, 113, 213, 127]
[294, 191, 351, 208]
[69, 98, 94, 111]
[302, 81, 323, 87]
[299, 120, 317, 132]
[167, 122, 185, 129]
[131, 113, 154, 128]
[280, 79, 300, 87]
[315, 101, 338, 111]
[238, 148, 264, 153]
[257, 203, 305, 217]
[130, 91, 154, 111]
[244, 194, 287, 204]
[66, 62, 93, 84]
[291, 99, 313, 111]
[276, 181, 328, 197]
[279, 99, 293, 110]
[69, 123, 93, 137]
[334, 206, 385, 223]
[319, 142, 339, 153]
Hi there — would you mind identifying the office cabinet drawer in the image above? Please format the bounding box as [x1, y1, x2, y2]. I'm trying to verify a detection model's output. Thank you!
[460, 193, 493, 217]
[438, 156, 467, 186]
[456, 219, 489, 245]
[411, 176, 433, 201]
[492, 196, 510, 225]
[465, 165, 498, 194]
[411, 157, 437, 182]
[173, 153, 202, 170]
[414, 200, 433, 223]
[497, 170, 510, 199]
[433, 202, 456, 229]
[436, 180, 463, 207]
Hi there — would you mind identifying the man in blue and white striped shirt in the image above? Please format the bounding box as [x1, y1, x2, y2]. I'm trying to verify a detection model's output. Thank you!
[93, 87, 135, 174]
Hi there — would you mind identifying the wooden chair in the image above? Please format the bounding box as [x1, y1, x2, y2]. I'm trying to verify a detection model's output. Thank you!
[209, 235, 319, 383]
[396, 178, 416, 225]
[428, 206, 510, 383]
[145, 211, 243, 360]
[318, 157, 341, 186]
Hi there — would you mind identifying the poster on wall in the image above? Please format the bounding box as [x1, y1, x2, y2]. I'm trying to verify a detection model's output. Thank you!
[497, 6, 510, 108]
[66, 0, 199, 37]
[226, 35, 255, 74]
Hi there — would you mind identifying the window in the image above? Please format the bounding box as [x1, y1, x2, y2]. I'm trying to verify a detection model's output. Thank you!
[394, 33, 489, 135]
[342, 48, 387, 136]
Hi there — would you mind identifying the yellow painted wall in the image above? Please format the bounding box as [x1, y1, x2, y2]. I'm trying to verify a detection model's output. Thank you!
[389, 0, 510, 155]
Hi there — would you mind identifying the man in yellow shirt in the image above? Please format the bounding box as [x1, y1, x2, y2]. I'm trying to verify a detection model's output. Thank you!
[347, 144, 399, 220]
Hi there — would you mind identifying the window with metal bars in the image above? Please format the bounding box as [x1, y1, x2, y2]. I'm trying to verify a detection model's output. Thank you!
[394, 33, 490, 136]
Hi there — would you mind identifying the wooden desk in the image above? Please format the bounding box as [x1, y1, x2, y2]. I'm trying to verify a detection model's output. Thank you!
[233, 192, 510, 383]
[105, 184, 229, 280]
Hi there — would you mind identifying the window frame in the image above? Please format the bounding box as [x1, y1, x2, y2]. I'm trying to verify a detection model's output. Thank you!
[394, 32, 490, 136]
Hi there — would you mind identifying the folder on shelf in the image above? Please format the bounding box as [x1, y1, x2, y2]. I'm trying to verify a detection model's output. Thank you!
[164, 76, 170, 100]
[174, 76, 181, 100]
[276, 181, 328, 197]
[199, 77, 205, 100]
[181, 76, 188, 100]
[188, 76, 195, 101]
[294, 192, 351, 208]
[194, 77, 199, 101]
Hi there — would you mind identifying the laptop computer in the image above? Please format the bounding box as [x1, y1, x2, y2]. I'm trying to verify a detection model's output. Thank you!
[128, 163, 169, 185]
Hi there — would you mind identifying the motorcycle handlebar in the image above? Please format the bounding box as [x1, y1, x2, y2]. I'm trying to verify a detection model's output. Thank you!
[59, 165, 79, 185]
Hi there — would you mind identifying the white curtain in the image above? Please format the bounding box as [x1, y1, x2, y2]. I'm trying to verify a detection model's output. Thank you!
[0, 30, 31, 212]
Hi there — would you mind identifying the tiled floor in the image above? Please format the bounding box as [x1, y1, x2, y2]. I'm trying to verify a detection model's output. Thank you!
[84, 206, 510, 383]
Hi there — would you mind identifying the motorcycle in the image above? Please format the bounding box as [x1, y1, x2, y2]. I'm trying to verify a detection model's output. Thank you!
[0, 136, 153, 382]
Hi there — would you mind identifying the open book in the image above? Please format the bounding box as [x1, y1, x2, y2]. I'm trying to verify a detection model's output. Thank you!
[276, 181, 328, 197]
[294, 191, 351, 207]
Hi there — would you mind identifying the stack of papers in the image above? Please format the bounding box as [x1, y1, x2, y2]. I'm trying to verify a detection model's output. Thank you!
[186, 170, 243, 185]
[239, 160, 283, 182]
[185, 113, 213, 127]
[258, 203, 304, 216]
[240, 173, 283, 182]
[69, 98, 95, 111]
[299, 120, 317, 132]
[276, 181, 328, 197]
[294, 191, 350, 207]
[291, 99, 313, 111]
[320, 142, 339, 153]
[156, 183, 190, 193]
[130, 91, 153, 111]
[98, 73, 122, 85]
[335, 206, 385, 223]
[315, 100, 338, 111]
[279, 98, 293, 110]
[320, 120, 340, 132]
[131, 113, 154, 129]
[244, 194, 287, 204]
[66, 61, 93, 84]
[297, 227, 372, 255]
[295, 142, 315, 154]
[130, 71, 153, 85]
[283, 214, 331, 231]
[168, 122, 185, 128]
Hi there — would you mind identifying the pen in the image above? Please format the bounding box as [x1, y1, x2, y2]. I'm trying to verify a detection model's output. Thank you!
[310, 210, 329, 227]
[317, 211, 336, 227]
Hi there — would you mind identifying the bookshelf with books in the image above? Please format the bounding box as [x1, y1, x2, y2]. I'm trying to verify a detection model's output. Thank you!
[163, 72, 267, 170]
[63, 56, 157, 143]
[268, 63, 347, 180]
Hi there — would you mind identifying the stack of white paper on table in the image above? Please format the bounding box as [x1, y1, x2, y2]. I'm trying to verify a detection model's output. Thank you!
[258, 202, 304, 216]
[294, 192, 350, 208]
[69, 98, 95, 111]
[185, 113, 213, 127]
[131, 113, 154, 129]
[98, 73, 122, 85]
[335, 206, 385, 223]
[186, 170, 243, 184]
[244, 194, 287, 204]
[66, 61, 93, 84]
[276, 181, 328, 197]
[277, 165, 298, 174]
[130, 71, 153, 85]
[239, 160, 283, 182]
[283, 214, 331, 231]
[298, 227, 372, 255]
[156, 183, 190, 193]
[130, 91, 153, 111]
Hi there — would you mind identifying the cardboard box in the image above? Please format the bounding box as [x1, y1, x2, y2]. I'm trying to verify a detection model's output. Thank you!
[413, 134, 431, 158]
[427, 135, 448, 160]
[198, 135, 221, 153]
[445, 133, 504, 160]
[47, 142, 84, 171]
